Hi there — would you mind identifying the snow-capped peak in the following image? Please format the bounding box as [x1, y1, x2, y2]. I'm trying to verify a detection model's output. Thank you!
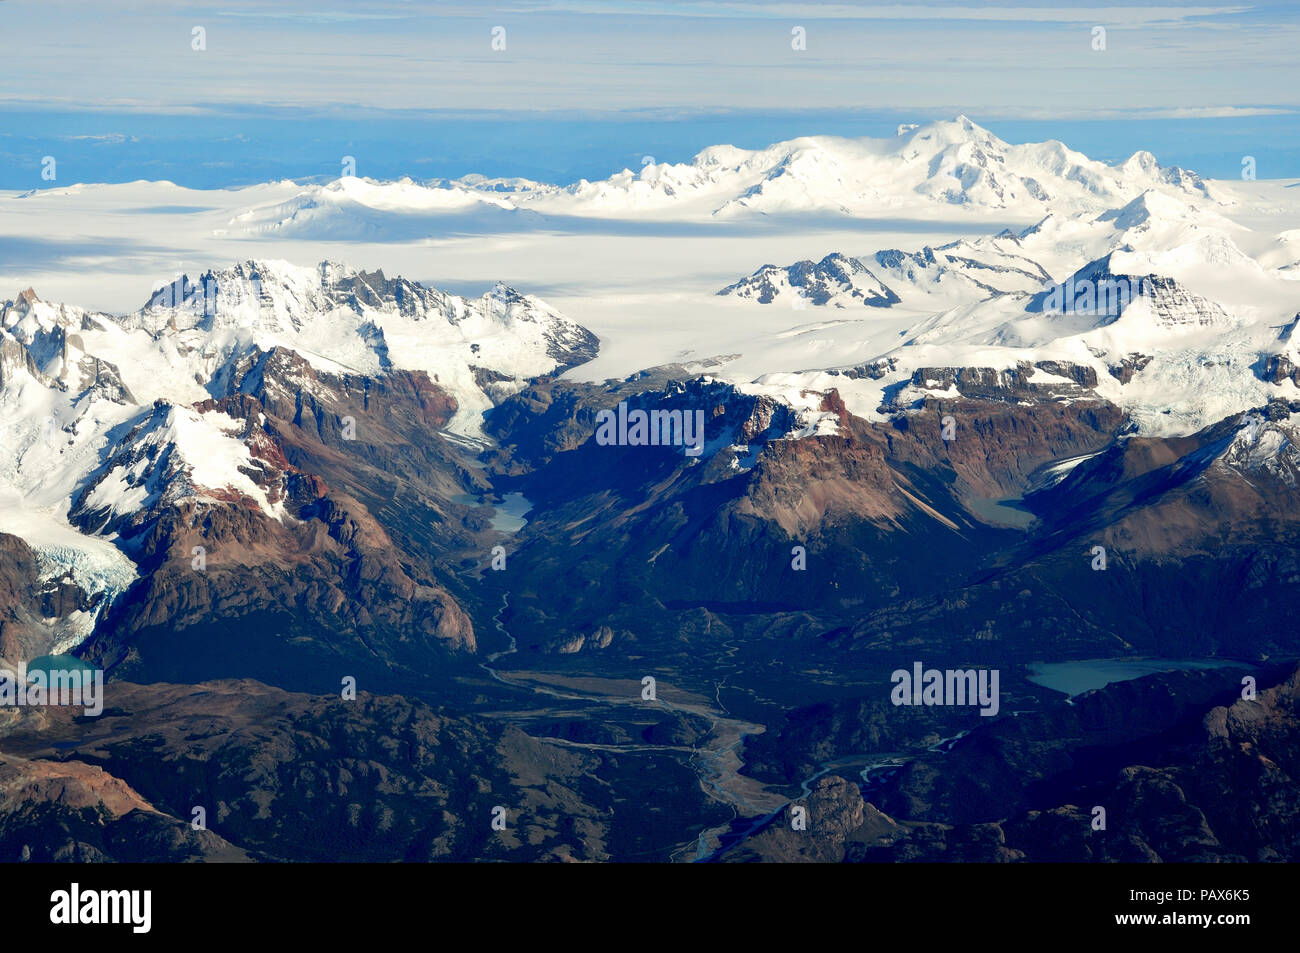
[1219, 405, 1300, 486]
[71, 399, 288, 536]
[717, 253, 900, 308]
[213, 117, 1223, 230]
[0, 260, 601, 658]
[122, 259, 597, 433]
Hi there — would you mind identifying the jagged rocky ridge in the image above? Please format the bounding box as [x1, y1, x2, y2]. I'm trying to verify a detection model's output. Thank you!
[0, 261, 598, 668]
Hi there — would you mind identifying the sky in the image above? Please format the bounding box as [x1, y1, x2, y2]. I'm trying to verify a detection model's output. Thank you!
[1, 0, 1297, 187]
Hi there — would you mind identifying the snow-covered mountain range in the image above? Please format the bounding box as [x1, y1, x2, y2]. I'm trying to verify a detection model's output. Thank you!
[219, 116, 1215, 234]
[2, 116, 1298, 667]
[720, 187, 1298, 440]
[0, 262, 595, 657]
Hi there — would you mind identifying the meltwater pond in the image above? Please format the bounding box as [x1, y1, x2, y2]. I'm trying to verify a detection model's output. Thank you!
[452, 491, 532, 534]
[1027, 658, 1251, 697]
[24, 653, 98, 679]
[965, 496, 1036, 529]
[488, 493, 532, 533]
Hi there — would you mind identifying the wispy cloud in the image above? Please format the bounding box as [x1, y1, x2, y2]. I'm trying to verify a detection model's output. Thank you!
[1141, 106, 1295, 118]
[214, 8, 413, 23]
[66, 133, 135, 143]
[2, 2, 1296, 124]
[508, 2, 1255, 26]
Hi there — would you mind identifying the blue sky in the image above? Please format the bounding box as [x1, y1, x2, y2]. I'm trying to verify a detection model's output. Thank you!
[1, 0, 1297, 187]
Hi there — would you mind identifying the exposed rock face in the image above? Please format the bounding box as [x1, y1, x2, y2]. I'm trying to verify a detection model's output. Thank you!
[813, 398, 1300, 665]
[0, 756, 155, 819]
[827, 357, 898, 381]
[0, 333, 43, 389]
[872, 240, 1051, 298]
[722, 776, 870, 863]
[0, 780, 251, 862]
[1261, 318, 1300, 388]
[137, 261, 598, 376]
[550, 626, 617, 655]
[1107, 352, 1153, 383]
[70, 396, 292, 538]
[0, 534, 58, 665]
[477, 368, 1300, 714]
[1262, 353, 1300, 386]
[482, 379, 608, 473]
[1029, 255, 1231, 330]
[2, 290, 135, 403]
[903, 361, 1099, 403]
[0, 533, 101, 666]
[0, 717, 252, 862]
[216, 347, 477, 539]
[884, 390, 1124, 500]
[1032, 399, 1300, 552]
[717, 253, 901, 308]
[1136, 275, 1232, 328]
